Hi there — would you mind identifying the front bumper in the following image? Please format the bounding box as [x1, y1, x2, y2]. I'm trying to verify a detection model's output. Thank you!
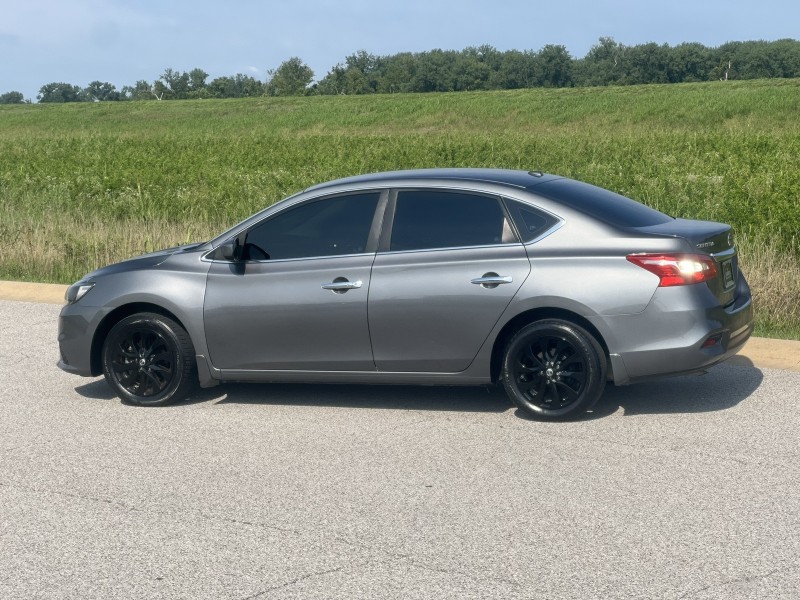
[57, 303, 110, 377]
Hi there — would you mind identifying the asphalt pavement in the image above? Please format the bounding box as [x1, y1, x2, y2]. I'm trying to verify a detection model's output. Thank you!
[1, 299, 799, 599]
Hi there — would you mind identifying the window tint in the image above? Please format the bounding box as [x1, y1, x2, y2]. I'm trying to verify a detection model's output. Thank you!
[390, 190, 515, 252]
[505, 199, 560, 242]
[244, 193, 379, 260]
[532, 179, 672, 228]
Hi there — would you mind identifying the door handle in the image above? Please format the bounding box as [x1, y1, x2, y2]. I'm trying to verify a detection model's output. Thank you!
[471, 274, 513, 288]
[322, 279, 363, 292]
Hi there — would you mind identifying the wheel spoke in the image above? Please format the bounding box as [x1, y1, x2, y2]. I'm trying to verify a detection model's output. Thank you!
[555, 381, 578, 406]
[111, 360, 135, 373]
[152, 350, 172, 363]
[534, 377, 547, 401]
[546, 381, 560, 405]
[561, 370, 586, 386]
[523, 345, 545, 369]
[149, 363, 172, 374]
[143, 369, 163, 392]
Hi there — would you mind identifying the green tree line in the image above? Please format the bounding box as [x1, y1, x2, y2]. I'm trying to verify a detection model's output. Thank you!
[2, 37, 799, 104]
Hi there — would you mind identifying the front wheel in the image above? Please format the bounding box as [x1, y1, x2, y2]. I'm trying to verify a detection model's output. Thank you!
[102, 312, 197, 406]
[501, 319, 606, 420]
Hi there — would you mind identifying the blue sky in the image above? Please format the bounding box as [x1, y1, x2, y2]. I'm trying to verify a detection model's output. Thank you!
[1, 0, 798, 101]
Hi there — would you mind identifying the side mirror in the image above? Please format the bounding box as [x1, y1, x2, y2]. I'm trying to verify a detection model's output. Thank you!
[219, 237, 242, 261]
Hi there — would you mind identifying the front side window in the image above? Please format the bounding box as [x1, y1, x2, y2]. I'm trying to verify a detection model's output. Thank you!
[243, 192, 380, 260]
[389, 190, 516, 252]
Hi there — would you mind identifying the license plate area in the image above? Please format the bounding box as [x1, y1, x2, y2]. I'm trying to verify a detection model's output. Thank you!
[721, 259, 735, 289]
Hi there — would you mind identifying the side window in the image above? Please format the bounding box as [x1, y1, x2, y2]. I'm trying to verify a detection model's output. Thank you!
[390, 190, 516, 252]
[504, 199, 560, 242]
[244, 192, 379, 260]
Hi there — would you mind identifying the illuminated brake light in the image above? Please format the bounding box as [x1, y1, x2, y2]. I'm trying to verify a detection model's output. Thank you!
[626, 253, 718, 287]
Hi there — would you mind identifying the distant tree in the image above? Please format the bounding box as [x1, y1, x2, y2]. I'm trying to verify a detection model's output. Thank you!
[490, 50, 536, 89]
[186, 68, 209, 98]
[84, 81, 121, 101]
[412, 49, 459, 92]
[0, 91, 25, 104]
[155, 68, 191, 99]
[265, 57, 314, 96]
[576, 37, 626, 86]
[316, 64, 348, 95]
[668, 43, 714, 82]
[38, 82, 85, 103]
[376, 52, 417, 93]
[535, 44, 574, 87]
[766, 39, 800, 78]
[319, 50, 389, 95]
[208, 74, 264, 98]
[121, 80, 155, 100]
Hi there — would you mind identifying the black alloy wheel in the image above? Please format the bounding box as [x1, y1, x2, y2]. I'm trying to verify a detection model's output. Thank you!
[102, 312, 196, 406]
[502, 319, 606, 420]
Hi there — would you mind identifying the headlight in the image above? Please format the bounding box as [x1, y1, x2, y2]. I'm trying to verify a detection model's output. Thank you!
[65, 282, 95, 304]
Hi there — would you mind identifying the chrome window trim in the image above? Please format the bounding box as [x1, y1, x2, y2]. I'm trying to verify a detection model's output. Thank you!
[377, 241, 525, 257]
[201, 249, 376, 264]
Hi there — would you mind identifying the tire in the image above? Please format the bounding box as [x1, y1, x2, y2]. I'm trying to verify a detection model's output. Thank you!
[102, 312, 197, 406]
[501, 319, 606, 420]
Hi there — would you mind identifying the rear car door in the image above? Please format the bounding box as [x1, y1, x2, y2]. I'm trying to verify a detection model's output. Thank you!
[203, 191, 383, 372]
[368, 189, 531, 372]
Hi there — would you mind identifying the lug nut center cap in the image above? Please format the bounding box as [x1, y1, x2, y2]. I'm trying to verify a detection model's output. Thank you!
[139, 358, 147, 366]
[546, 368, 554, 377]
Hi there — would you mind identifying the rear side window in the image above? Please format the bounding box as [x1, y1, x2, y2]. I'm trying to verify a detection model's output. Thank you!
[504, 199, 560, 242]
[390, 190, 516, 252]
[533, 179, 672, 228]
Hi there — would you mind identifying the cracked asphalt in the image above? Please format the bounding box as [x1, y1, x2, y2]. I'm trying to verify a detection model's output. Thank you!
[1, 300, 799, 599]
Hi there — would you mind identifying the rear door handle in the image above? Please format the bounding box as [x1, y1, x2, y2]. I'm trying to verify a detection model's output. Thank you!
[471, 275, 513, 288]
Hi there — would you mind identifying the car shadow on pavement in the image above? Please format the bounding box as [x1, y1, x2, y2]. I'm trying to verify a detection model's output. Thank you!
[206, 382, 515, 413]
[74, 378, 515, 413]
[74, 361, 763, 419]
[585, 362, 764, 419]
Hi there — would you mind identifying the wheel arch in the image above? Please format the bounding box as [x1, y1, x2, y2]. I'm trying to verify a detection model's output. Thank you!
[489, 307, 611, 383]
[89, 303, 189, 376]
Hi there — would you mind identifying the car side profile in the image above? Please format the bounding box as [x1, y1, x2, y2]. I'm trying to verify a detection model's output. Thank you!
[58, 169, 754, 420]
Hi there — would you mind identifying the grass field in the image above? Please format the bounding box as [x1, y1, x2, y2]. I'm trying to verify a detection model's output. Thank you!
[1, 79, 799, 338]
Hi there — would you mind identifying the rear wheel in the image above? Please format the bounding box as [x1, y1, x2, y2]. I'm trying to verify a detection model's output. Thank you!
[102, 312, 196, 406]
[501, 319, 606, 420]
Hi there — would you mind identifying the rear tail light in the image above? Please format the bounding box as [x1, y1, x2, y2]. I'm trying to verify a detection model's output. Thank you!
[626, 253, 718, 287]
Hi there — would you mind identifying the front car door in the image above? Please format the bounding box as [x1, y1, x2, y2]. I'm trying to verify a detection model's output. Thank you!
[368, 189, 531, 372]
[203, 191, 384, 372]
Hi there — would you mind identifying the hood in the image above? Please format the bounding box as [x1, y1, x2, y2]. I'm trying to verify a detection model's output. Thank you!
[83, 243, 203, 280]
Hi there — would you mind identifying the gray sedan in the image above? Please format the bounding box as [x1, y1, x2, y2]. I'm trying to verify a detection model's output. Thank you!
[58, 169, 754, 420]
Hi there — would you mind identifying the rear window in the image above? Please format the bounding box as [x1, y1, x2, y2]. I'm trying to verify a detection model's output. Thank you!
[532, 179, 672, 228]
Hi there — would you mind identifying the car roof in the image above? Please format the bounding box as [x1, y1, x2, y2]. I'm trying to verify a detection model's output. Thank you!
[304, 168, 562, 193]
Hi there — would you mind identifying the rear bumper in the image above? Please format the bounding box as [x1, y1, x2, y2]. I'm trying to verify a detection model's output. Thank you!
[591, 273, 755, 385]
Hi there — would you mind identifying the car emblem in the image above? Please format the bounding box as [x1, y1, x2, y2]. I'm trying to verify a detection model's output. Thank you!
[727, 232, 733, 246]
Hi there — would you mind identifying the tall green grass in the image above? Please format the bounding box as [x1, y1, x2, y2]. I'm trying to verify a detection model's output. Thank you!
[1, 79, 799, 336]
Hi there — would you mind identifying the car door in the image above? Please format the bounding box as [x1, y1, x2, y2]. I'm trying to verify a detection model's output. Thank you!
[368, 189, 531, 373]
[203, 191, 384, 372]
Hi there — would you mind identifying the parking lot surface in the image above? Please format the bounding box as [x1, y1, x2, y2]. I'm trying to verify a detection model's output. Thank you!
[1, 300, 798, 599]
